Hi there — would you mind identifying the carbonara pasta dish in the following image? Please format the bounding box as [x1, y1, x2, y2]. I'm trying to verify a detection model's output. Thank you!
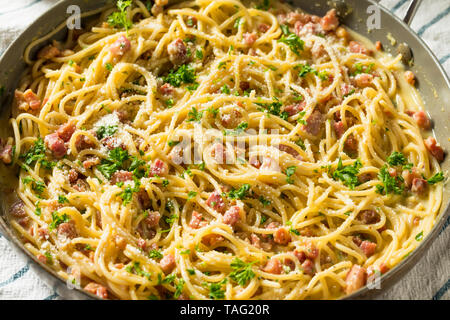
[1, 0, 446, 300]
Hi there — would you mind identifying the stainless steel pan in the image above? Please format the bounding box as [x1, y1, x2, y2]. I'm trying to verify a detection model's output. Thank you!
[0, 0, 448, 300]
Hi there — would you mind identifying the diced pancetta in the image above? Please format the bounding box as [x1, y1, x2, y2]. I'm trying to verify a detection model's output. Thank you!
[44, 133, 67, 158]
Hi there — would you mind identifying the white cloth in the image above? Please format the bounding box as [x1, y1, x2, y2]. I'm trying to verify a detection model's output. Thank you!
[0, 0, 448, 300]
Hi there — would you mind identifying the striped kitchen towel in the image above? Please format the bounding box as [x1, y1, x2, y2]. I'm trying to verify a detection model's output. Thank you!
[0, 0, 449, 300]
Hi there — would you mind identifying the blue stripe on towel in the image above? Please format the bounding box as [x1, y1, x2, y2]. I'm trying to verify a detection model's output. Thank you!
[417, 6, 450, 36]
[44, 291, 59, 300]
[432, 279, 450, 300]
[439, 53, 450, 64]
[391, 0, 410, 12]
[0, 0, 42, 16]
[438, 215, 450, 236]
[0, 262, 30, 287]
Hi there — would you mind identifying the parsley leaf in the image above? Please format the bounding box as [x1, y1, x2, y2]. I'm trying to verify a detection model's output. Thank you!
[415, 231, 423, 241]
[206, 279, 227, 300]
[97, 147, 129, 179]
[295, 138, 306, 150]
[96, 125, 118, 140]
[221, 84, 230, 94]
[259, 196, 271, 206]
[195, 49, 203, 59]
[187, 191, 197, 200]
[256, 0, 270, 11]
[296, 64, 315, 77]
[119, 179, 140, 205]
[256, 98, 288, 120]
[107, 0, 133, 32]
[285, 166, 297, 184]
[49, 211, 70, 230]
[173, 278, 185, 299]
[22, 177, 45, 195]
[164, 64, 196, 87]
[20, 138, 46, 166]
[332, 158, 363, 189]
[386, 151, 407, 166]
[229, 258, 256, 286]
[223, 122, 248, 136]
[58, 195, 69, 204]
[278, 31, 304, 55]
[376, 165, 404, 195]
[148, 249, 163, 259]
[227, 184, 251, 200]
[427, 172, 444, 185]
[352, 63, 375, 76]
[126, 261, 151, 279]
[187, 107, 203, 122]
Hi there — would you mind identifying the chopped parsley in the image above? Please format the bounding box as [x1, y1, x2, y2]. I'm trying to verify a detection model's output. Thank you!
[44, 251, 53, 264]
[58, 195, 69, 204]
[49, 211, 70, 230]
[20, 138, 46, 166]
[187, 107, 203, 122]
[164, 214, 178, 225]
[295, 138, 306, 150]
[256, 0, 270, 10]
[221, 84, 230, 94]
[97, 147, 129, 179]
[119, 180, 141, 205]
[164, 64, 196, 87]
[278, 27, 304, 55]
[229, 258, 256, 286]
[105, 63, 113, 71]
[260, 215, 268, 224]
[195, 49, 203, 59]
[296, 63, 315, 77]
[168, 140, 179, 147]
[187, 191, 197, 200]
[376, 165, 404, 195]
[34, 202, 42, 216]
[352, 63, 375, 76]
[96, 125, 118, 140]
[218, 61, 228, 69]
[332, 158, 363, 189]
[259, 196, 271, 206]
[256, 98, 289, 120]
[223, 122, 248, 136]
[386, 151, 407, 166]
[40, 160, 56, 170]
[187, 269, 195, 275]
[126, 261, 151, 280]
[234, 17, 242, 29]
[173, 279, 185, 299]
[415, 231, 423, 241]
[427, 172, 444, 185]
[207, 107, 219, 118]
[295, 63, 327, 80]
[296, 111, 307, 125]
[165, 98, 174, 108]
[22, 177, 45, 195]
[206, 279, 227, 300]
[227, 184, 251, 200]
[285, 166, 297, 184]
[148, 249, 163, 259]
[107, 0, 133, 32]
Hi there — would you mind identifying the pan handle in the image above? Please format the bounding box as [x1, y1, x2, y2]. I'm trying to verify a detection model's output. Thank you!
[403, 0, 423, 26]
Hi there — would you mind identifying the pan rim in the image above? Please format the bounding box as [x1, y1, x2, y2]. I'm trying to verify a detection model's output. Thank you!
[0, 0, 448, 300]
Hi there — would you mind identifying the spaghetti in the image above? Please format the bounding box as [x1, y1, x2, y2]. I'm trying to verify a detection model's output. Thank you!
[1, 0, 446, 300]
